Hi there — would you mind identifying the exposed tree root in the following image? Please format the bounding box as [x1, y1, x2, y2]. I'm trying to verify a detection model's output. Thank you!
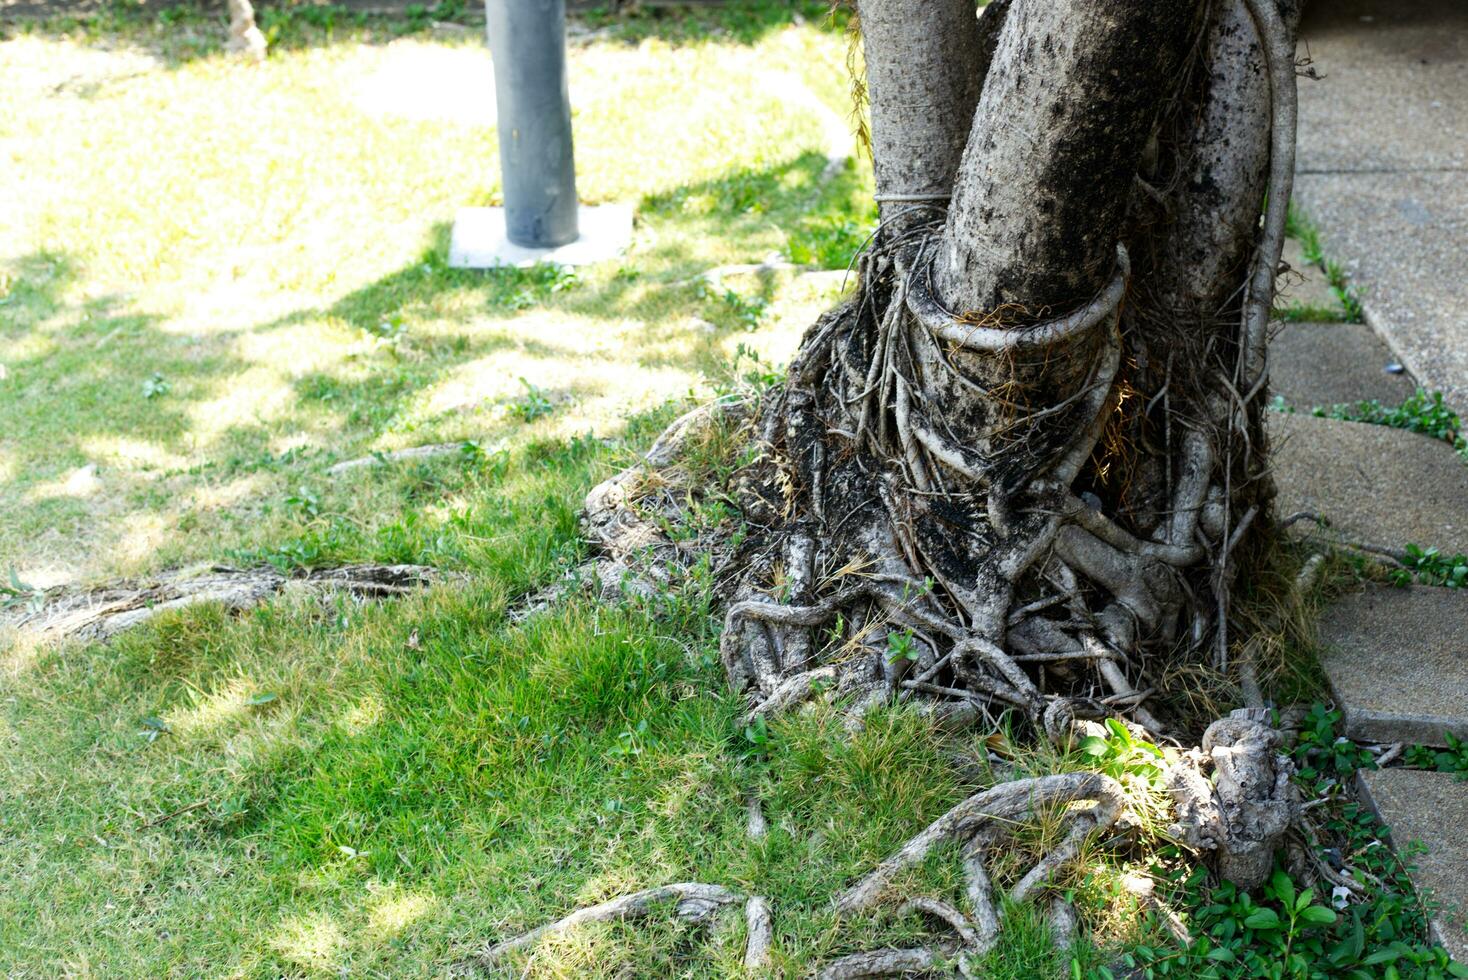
[461, 883, 747, 974]
[1165, 711, 1298, 887]
[464, 771, 1139, 976]
[327, 442, 483, 475]
[543, 0, 1315, 972]
[3, 563, 445, 642]
[744, 896, 775, 970]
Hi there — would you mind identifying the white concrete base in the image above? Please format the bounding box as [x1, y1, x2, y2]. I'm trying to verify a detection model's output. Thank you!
[447, 204, 633, 269]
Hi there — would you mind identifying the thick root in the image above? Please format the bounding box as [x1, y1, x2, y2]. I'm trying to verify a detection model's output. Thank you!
[837, 772, 1124, 913]
[4, 564, 445, 643]
[462, 882, 751, 974]
[1165, 710, 1299, 889]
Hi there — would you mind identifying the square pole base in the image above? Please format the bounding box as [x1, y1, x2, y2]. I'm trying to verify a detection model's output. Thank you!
[447, 204, 633, 269]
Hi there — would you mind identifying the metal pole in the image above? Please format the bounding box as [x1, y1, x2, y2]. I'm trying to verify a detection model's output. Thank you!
[484, 0, 579, 248]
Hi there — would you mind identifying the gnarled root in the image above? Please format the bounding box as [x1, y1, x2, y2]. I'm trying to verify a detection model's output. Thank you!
[1165, 710, 1298, 889]
[463, 882, 746, 973]
[3, 563, 446, 643]
[818, 772, 1124, 975]
[583, 395, 753, 602]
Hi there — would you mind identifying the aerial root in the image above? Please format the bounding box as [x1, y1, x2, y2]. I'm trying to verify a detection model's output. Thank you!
[4, 563, 447, 643]
[463, 883, 746, 973]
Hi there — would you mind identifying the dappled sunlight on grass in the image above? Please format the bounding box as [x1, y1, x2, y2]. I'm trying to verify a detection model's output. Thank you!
[365, 883, 439, 937]
[270, 911, 348, 973]
[335, 694, 386, 736]
[0, 12, 873, 583]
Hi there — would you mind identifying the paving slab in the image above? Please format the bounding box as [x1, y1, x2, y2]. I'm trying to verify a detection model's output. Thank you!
[1268, 412, 1468, 555]
[1274, 238, 1346, 317]
[1270, 322, 1417, 408]
[1297, 0, 1468, 173]
[1293, 0, 1468, 413]
[1293, 171, 1468, 414]
[1320, 585, 1468, 745]
[1357, 767, 1468, 963]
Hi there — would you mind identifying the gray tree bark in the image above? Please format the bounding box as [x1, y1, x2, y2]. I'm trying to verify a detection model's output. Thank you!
[856, 0, 1008, 229]
[937, 0, 1200, 314]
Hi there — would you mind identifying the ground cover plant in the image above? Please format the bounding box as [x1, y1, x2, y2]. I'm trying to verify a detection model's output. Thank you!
[2, 1, 1465, 977]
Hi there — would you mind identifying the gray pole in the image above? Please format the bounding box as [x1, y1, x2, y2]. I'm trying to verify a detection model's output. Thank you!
[485, 0, 579, 248]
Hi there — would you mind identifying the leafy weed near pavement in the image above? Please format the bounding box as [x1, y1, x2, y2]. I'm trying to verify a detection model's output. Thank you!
[1106, 705, 1465, 980]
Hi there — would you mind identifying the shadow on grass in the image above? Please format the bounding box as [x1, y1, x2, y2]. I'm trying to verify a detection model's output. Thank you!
[0, 144, 866, 582]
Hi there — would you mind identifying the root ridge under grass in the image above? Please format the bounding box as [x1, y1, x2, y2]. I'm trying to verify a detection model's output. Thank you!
[3, 562, 446, 642]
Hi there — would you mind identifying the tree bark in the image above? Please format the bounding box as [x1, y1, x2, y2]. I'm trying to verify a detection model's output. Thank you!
[1154, 0, 1303, 319]
[856, 0, 1007, 229]
[938, 0, 1199, 314]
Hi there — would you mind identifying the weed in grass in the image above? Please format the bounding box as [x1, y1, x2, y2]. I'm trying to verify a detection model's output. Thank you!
[506, 377, 556, 422]
[141, 372, 170, 399]
[1, 568, 46, 613]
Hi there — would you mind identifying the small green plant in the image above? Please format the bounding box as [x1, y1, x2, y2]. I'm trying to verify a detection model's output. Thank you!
[607, 719, 651, 760]
[284, 486, 321, 519]
[721, 288, 768, 330]
[141, 372, 170, 399]
[1074, 717, 1166, 789]
[506, 378, 556, 422]
[1, 567, 45, 613]
[1403, 731, 1468, 776]
[885, 629, 918, 665]
[1391, 544, 1468, 589]
[1292, 704, 1378, 779]
[740, 713, 771, 760]
[1313, 389, 1464, 459]
[1286, 205, 1366, 323]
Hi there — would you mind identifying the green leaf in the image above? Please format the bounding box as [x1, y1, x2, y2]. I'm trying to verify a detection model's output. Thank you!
[245, 692, 278, 706]
[1299, 905, 1337, 926]
[1362, 948, 1403, 966]
[1078, 735, 1110, 757]
[1206, 947, 1237, 962]
[1244, 908, 1281, 930]
[1272, 869, 1296, 907]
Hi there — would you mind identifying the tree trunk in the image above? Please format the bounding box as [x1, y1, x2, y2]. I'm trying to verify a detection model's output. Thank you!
[586, 0, 1303, 903]
[856, 0, 1006, 229]
[938, 0, 1197, 313]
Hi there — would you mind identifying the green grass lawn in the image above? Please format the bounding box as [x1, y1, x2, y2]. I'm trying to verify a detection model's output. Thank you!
[0, 1, 867, 586]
